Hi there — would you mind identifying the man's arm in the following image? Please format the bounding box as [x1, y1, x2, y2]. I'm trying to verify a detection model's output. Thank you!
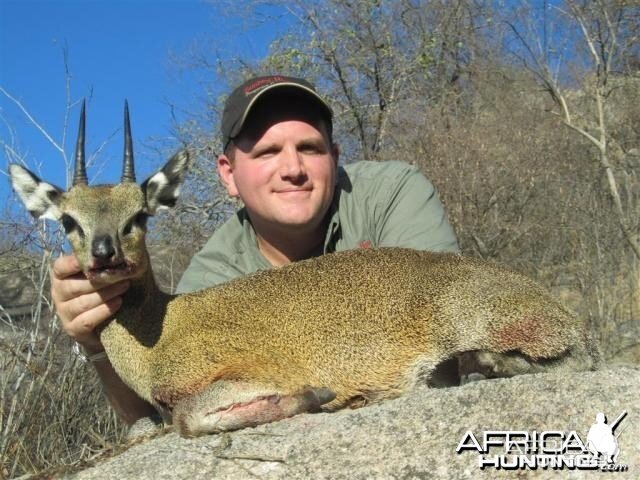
[51, 255, 155, 424]
[90, 352, 156, 424]
[175, 212, 254, 294]
[374, 163, 459, 252]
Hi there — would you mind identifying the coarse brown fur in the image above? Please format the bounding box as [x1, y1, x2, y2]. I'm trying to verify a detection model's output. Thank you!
[10, 150, 598, 438]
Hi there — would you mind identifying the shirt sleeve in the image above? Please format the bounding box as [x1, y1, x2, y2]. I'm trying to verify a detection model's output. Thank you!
[374, 164, 459, 253]
[175, 214, 250, 294]
[175, 250, 234, 294]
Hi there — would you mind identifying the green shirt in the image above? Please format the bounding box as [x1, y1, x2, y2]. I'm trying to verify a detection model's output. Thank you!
[176, 160, 459, 293]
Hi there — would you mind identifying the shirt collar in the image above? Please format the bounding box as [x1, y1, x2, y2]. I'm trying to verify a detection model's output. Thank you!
[237, 209, 272, 269]
[323, 184, 342, 253]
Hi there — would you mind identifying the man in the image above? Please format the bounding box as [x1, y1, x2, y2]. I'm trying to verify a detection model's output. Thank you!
[51, 75, 459, 423]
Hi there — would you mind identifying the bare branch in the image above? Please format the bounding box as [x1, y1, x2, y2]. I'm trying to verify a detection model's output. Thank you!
[0, 86, 65, 154]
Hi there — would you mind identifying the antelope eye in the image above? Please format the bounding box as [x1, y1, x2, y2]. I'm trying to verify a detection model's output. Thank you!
[61, 214, 77, 233]
[60, 214, 85, 239]
[123, 212, 148, 236]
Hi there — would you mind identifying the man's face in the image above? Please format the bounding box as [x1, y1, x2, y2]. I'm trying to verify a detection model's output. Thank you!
[217, 108, 338, 237]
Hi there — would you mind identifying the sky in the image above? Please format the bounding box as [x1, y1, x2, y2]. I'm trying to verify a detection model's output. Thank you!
[0, 0, 289, 199]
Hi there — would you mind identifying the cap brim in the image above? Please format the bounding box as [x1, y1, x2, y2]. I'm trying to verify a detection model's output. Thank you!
[229, 82, 333, 140]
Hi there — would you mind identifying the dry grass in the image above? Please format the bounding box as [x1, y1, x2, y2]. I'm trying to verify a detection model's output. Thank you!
[0, 254, 126, 480]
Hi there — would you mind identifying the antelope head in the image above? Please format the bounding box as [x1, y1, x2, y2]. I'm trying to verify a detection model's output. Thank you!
[9, 100, 190, 282]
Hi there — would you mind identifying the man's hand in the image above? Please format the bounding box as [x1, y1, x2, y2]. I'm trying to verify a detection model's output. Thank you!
[51, 255, 129, 352]
[51, 255, 154, 424]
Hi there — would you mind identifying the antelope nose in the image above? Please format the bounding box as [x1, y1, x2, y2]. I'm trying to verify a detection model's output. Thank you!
[91, 235, 115, 262]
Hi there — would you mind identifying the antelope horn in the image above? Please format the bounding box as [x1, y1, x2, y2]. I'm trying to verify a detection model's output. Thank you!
[121, 100, 136, 183]
[72, 99, 88, 186]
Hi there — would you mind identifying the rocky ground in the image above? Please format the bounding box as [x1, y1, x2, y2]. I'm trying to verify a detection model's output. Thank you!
[51, 367, 638, 480]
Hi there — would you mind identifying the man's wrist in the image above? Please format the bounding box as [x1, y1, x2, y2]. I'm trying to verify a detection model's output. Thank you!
[77, 338, 105, 355]
[73, 341, 109, 363]
[86, 350, 108, 363]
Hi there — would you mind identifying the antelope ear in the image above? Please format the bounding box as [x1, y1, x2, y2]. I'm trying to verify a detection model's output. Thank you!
[9, 164, 63, 220]
[141, 149, 191, 214]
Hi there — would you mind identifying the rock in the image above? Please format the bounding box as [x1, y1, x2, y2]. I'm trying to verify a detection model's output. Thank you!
[63, 368, 638, 479]
[0, 255, 48, 326]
